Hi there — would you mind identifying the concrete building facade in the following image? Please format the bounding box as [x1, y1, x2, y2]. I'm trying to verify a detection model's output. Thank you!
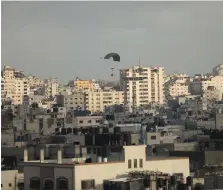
[84, 90, 124, 112]
[65, 92, 85, 111]
[21, 145, 190, 190]
[1, 170, 24, 190]
[164, 75, 190, 99]
[120, 66, 165, 111]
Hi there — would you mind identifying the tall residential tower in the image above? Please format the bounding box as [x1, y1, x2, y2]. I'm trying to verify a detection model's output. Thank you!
[120, 66, 165, 112]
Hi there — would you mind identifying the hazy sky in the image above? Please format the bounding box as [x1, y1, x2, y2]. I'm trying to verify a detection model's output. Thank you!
[2, 1, 223, 84]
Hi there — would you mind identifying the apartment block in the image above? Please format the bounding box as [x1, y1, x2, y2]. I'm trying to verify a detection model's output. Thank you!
[84, 90, 124, 112]
[120, 66, 165, 111]
[2, 66, 30, 105]
[64, 92, 85, 111]
[164, 75, 190, 99]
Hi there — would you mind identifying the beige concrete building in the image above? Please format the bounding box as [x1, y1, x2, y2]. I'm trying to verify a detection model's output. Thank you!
[3, 77, 30, 105]
[164, 75, 190, 99]
[65, 92, 85, 111]
[1, 170, 24, 190]
[22, 145, 189, 190]
[2, 66, 30, 105]
[27, 75, 44, 88]
[120, 66, 165, 111]
[203, 86, 219, 101]
[73, 79, 95, 90]
[84, 90, 124, 112]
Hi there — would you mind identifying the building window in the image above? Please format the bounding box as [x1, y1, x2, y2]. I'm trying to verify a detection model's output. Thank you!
[79, 120, 83, 124]
[17, 182, 24, 188]
[139, 159, 143, 168]
[87, 148, 91, 154]
[134, 159, 137, 168]
[9, 183, 12, 187]
[151, 136, 156, 140]
[1, 184, 2, 187]
[81, 179, 95, 189]
[30, 177, 40, 189]
[57, 177, 68, 190]
[88, 120, 92, 123]
[44, 179, 54, 189]
[128, 159, 132, 168]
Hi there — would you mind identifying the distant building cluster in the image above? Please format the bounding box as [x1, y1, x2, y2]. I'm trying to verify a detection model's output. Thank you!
[1, 63, 223, 190]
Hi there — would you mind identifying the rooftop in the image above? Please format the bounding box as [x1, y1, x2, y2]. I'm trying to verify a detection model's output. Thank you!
[21, 145, 189, 166]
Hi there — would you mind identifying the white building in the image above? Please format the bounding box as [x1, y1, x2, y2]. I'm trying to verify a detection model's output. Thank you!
[120, 66, 165, 112]
[22, 145, 189, 190]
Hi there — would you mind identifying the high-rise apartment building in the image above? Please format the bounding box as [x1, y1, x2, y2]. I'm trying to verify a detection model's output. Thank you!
[2, 66, 30, 105]
[120, 66, 164, 111]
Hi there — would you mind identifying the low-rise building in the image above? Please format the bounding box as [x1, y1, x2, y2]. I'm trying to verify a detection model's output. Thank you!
[21, 145, 190, 190]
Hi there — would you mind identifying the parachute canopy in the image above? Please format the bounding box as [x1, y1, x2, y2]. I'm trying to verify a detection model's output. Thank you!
[104, 53, 120, 62]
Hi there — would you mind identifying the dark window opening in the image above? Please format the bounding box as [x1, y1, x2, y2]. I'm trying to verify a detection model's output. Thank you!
[57, 177, 68, 190]
[87, 148, 91, 154]
[134, 159, 137, 168]
[93, 148, 97, 154]
[140, 159, 143, 168]
[128, 159, 131, 169]
[44, 179, 54, 189]
[17, 183, 24, 188]
[30, 177, 40, 189]
[81, 179, 95, 189]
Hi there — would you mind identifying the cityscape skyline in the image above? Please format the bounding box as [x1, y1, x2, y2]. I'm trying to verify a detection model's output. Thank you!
[2, 1, 223, 84]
